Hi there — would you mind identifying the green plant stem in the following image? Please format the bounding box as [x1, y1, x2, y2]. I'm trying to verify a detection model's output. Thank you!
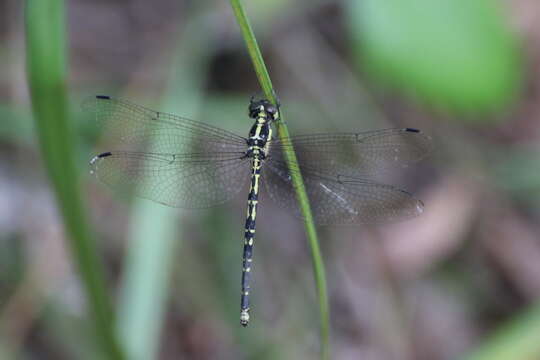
[25, 1, 124, 359]
[229, 1, 330, 359]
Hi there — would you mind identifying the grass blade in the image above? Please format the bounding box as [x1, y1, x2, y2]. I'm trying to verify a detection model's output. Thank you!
[25, 1, 124, 358]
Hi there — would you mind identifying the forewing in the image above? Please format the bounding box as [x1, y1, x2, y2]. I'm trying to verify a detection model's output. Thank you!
[271, 128, 431, 178]
[91, 151, 251, 208]
[83, 95, 247, 154]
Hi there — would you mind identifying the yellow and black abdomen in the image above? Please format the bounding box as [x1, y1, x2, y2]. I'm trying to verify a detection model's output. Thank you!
[240, 155, 262, 326]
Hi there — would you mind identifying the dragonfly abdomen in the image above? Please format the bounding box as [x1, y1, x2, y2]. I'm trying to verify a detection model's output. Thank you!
[240, 156, 262, 326]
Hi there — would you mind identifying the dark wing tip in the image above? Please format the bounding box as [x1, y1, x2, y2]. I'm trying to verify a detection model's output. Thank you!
[404, 128, 420, 133]
[81, 95, 112, 111]
[402, 127, 433, 158]
[89, 152, 113, 175]
[89, 152, 112, 165]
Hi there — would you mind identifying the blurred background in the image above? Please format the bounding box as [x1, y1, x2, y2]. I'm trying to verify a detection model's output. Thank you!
[1, 0, 540, 359]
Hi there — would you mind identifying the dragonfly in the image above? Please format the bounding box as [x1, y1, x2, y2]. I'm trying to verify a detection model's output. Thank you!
[86, 95, 431, 326]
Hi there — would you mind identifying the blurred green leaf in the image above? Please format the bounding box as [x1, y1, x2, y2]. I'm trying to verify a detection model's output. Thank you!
[461, 301, 540, 360]
[346, 0, 522, 118]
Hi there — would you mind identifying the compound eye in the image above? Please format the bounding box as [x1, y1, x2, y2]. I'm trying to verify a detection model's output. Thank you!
[266, 105, 277, 114]
[248, 105, 259, 117]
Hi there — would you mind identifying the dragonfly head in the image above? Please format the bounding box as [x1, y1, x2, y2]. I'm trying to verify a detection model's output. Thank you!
[249, 98, 279, 122]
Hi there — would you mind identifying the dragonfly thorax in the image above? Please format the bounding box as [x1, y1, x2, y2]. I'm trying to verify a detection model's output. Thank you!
[246, 120, 272, 159]
[246, 98, 277, 160]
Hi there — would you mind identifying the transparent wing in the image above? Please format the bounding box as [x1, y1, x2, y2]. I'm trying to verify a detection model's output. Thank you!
[85, 95, 252, 208]
[271, 128, 431, 178]
[262, 160, 423, 224]
[90, 151, 251, 208]
[83, 95, 247, 155]
[262, 129, 428, 224]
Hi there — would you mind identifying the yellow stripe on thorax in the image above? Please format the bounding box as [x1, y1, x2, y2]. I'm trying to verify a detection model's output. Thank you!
[253, 112, 266, 139]
[264, 127, 273, 154]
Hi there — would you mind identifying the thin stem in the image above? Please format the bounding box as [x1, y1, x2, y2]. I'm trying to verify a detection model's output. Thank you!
[229, 1, 330, 358]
